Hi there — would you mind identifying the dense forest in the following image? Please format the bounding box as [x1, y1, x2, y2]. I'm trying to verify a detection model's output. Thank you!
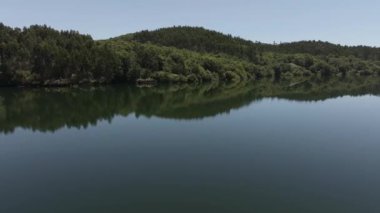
[1, 23, 380, 86]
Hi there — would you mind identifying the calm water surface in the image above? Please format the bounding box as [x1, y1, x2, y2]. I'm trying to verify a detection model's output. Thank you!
[1, 78, 380, 213]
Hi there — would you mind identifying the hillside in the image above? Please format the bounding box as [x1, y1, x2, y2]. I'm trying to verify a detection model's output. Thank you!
[272, 41, 380, 60]
[115, 26, 262, 63]
[1, 23, 380, 86]
[109, 27, 380, 81]
[117, 26, 380, 61]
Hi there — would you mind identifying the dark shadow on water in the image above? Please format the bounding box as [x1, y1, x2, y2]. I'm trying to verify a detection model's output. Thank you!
[0, 76, 380, 134]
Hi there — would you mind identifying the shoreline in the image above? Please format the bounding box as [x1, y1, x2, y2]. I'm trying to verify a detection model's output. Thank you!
[1, 74, 379, 89]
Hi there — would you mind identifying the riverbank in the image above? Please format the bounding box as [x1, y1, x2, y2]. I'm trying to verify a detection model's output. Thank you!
[2, 23, 380, 87]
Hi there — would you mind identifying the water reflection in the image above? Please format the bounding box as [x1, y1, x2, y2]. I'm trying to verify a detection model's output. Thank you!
[0, 77, 380, 134]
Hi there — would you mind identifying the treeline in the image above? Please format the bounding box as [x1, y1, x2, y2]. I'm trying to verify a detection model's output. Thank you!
[105, 39, 258, 83]
[0, 23, 120, 86]
[1, 23, 380, 86]
[271, 41, 380, 61]
[125, 26, 380, 62]
[0, 23, 259, 85]
[119, 26, 261, 63]
[112, 26, 380, 80]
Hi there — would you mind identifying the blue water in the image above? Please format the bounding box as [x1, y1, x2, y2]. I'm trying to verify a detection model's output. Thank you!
[1, 82, 380, 213]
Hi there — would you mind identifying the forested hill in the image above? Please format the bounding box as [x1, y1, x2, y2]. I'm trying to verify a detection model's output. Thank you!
[118, 26, 380, 61]
[115, 26, 261, 62]
[271, 41, 380, 61]
[1, 23, 380, 87]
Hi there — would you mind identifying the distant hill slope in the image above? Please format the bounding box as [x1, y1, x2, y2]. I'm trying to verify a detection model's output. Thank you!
[115, 26, 380, 61]
[273, 41, 380, 60]
[114, 26, 262, 63]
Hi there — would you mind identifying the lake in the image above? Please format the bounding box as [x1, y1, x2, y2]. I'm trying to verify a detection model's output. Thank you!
[1, 77, 380, 213]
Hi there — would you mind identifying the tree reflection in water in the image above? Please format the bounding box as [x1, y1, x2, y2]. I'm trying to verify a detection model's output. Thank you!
[0, 76, 379, 134]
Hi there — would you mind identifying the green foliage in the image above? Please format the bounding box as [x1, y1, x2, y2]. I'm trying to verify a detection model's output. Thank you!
[118, 26, 261, 63]
[0, 23, 120, 85]
[1, 23, 380, 86]
[310, 61, 336, 77]
[151, 71, 186, 82]
[269, 40, 380, 61]
[105, 39, 259, 83]
[224, 71, 241, 82]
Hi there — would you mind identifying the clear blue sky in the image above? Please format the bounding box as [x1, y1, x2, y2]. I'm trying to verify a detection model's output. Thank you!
[1, 0, 379, 46]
